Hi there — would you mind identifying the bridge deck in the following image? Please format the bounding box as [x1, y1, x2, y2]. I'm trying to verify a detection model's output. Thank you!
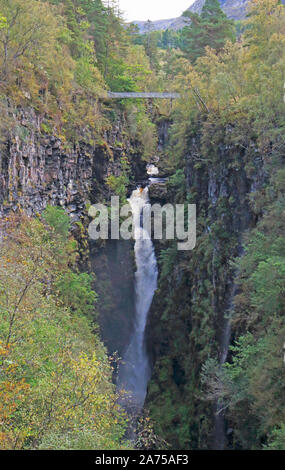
[107, 92, 180, 99]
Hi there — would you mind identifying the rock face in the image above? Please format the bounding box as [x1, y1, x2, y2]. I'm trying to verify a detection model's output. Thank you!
[145, 129, 266, 449]
[90, 238, 136, 358]
[133, 0, 250, 33]
[148, 181, 168, 204]
[189, 0, 250, 21]
[0, 109, 91, 221]
[0, 109, 136, 222]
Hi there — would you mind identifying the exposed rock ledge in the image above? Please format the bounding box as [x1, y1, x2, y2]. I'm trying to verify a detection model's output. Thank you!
[0, 109, 135, 221]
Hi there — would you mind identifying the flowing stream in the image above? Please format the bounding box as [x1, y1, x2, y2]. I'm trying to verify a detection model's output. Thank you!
[117, 186, 158, 412]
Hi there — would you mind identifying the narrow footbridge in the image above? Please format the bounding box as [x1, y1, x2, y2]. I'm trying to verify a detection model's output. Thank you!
[107, 92, 180, 99]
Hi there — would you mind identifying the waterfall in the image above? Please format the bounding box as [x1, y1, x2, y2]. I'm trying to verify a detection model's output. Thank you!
[117, 187, 158, 412]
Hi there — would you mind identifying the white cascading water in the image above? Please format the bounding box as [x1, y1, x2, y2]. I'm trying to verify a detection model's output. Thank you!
[118, 187, 158, 411]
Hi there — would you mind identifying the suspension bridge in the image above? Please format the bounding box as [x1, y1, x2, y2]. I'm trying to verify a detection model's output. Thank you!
[106, 92, 180, 99]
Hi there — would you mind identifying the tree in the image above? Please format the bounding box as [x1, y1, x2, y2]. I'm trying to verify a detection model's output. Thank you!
[181, 0, 235, 62]
[0, 214, 129, 449]
[0, 0, 57, 83]
[143, 20, 159, 71]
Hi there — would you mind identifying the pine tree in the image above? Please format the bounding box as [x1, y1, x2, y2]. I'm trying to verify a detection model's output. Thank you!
[143, 20, 159, 70]
[181, 0, 235, 63]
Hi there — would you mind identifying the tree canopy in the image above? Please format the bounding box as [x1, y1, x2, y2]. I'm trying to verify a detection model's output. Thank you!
[181, 0, 235, 62]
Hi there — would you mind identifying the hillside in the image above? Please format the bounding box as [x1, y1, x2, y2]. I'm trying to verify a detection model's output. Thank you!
[133, 0, 249, 33]
[1, 0, 285, 455]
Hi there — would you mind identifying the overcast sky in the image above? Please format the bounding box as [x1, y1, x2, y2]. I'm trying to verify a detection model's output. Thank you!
[118, 0, 194, 22]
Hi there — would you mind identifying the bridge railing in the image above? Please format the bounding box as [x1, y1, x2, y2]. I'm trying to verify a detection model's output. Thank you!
[106, 92, 180, 99]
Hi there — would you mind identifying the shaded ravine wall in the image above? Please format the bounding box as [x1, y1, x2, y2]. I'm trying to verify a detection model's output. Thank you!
[0, 109, 91, 220]
[145, 130, 266, 449]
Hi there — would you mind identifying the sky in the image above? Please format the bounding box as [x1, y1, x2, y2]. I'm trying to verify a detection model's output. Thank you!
[118, 0, 195, 22]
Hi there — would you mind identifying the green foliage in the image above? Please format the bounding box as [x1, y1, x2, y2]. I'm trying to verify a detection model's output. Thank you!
[167, 170, 186, 202]
[142, 21, 159, 71]
[131, 26, 184, 54]
[55, 272, 97, 319]
[0, 0, 157, 147]
[181, 0, 235, 62]
[106, 155, 130, 202]
[106, 174, 128, 201]
[0, 0, 56, 82]
[265, 425, 285, 450]
[0, 0, 108, 142]
[148, 0, 285, 450]
[42, 206, 71, 240]
[0, 214, 129, 449]
[0, 13, 6, 29]
[159, 244, 178, 281]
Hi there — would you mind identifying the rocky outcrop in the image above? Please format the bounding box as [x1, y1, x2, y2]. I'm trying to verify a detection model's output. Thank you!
[133, 0, 252, 33]
[148, 181, 168, 204]
[145, 128, 266, 449]
[0, 109, 139, 222]
[0, 110, 90, 220]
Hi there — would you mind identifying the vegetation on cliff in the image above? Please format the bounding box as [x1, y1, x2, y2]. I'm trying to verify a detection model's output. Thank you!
[1, 0, 285, 452]
[0, 0, 158, 153]
[181, 0, 235, 62]
[146, 0, 285, 450]
[0, 0, 161, 450]
[0, 209, 130, 449]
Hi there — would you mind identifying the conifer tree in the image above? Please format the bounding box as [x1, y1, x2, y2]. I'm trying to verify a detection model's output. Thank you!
[181, 0, 235, 62]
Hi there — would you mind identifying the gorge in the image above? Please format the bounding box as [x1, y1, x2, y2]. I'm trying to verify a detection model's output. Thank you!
[0, 0, 285, 453]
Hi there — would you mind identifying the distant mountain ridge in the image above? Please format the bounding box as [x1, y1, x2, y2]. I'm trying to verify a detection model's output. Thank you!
[132, 0, 249, 33]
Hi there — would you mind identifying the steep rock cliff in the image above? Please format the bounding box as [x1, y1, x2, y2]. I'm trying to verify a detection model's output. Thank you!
[145, 127, 266, 449]
[0, 108, 143, 221]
